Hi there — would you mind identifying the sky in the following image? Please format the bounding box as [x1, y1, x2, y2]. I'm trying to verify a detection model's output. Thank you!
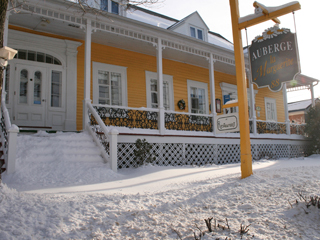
[141, 0, 320, 103]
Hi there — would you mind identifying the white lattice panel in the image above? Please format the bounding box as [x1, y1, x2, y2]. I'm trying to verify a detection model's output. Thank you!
[185, 144, 216, 165]
[117, 142, 306, 168]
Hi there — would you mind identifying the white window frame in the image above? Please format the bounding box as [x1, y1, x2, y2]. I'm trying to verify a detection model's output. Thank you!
[92, 62, 127, 106]
[145, 71, 174, 111]
[264, 97, 277, 122]
[189, 25, 205, 41]
[100, 0, 121, 15]
[187, 80, 209, 114]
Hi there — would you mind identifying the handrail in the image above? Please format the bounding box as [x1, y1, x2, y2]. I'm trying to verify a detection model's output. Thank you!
[164, 110, 212, 118]
[87, 103, 109, 136]
[86, 101, 118, 172]
[92, 103, 160, 112]
[1, 95, 12, 130]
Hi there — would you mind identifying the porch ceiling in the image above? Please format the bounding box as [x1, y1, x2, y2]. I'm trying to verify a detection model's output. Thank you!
[9, 10, 236, 75]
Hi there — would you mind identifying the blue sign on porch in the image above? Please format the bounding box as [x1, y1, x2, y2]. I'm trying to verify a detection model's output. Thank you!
[223, 95, 230, 104]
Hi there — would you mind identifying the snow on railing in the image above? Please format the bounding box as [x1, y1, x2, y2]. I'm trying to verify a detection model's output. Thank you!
[86, 102, 118, 172]
[0, 93, 19, 174]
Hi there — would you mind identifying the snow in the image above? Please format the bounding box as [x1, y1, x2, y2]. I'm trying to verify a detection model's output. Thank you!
[239, 1, 299, 24]
[1, 131, 320, 239]
[288, 99, 312, 112]
[126, 8, 177, 29]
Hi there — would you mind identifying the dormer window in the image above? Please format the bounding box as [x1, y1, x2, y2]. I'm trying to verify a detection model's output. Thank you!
[100, 0, 119, 14]
[190, 26, 204, 40]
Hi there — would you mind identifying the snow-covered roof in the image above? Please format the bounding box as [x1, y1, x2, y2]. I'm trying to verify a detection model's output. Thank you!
[288, 99, 315, 112]
[126, 5, 233, 51]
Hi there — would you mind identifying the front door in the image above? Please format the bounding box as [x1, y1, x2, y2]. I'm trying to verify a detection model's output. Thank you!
[14, 64, 47, 127]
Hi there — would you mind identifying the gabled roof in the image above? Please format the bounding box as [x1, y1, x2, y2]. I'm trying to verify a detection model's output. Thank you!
[126, 6, 234, 50]
[167, 11, 209, 31]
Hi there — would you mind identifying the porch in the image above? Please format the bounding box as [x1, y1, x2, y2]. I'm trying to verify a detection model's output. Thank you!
[88, 103, 306, 137]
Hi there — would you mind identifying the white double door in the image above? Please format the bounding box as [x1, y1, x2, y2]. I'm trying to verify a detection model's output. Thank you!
[13, 64, 48, 127]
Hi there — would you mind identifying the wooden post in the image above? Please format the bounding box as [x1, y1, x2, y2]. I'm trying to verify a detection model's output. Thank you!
[230, 0, 253, 179]
[229, 0, 301, 178]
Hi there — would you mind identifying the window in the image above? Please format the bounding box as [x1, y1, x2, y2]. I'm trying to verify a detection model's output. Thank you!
[19, 69, 28, 104]
[14, 49, 62, 65]
[98, 70, 121, 105]
[51, 71, 62, 107]
[100, 0, 108, 11]
[33, 71, 42, 104]
[187, 80, 208, 114]
[145, 71, 174, 110]
[111, 1, 119, 14]
[93, 62, 127, 106]
[265, 97, 277, 121]
[190, 26, 204, 40]
[100, 0, 119, 14]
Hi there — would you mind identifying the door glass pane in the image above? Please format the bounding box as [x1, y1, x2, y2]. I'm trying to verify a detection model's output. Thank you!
[51, 71, 62, 107]
[34, 71, 42, 104]
[19, 69, 28, 103]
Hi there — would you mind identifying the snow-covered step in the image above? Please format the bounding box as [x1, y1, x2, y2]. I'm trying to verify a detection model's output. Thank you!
[1, 131, 117, 190]
[16, 131, 105, 163]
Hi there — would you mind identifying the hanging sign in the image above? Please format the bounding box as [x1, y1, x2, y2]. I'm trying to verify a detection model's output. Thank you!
[215, 112, 239, 134]
[249, 26, 300, 92]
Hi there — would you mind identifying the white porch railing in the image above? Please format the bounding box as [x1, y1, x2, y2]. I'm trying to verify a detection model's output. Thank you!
[86, 102, 118, 172]
[0, 94, 19, 174]
[88, 104, 307, 137]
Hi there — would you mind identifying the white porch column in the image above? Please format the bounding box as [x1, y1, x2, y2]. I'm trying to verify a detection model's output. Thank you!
[209, 53, 216, 134]
[283, 82, 290, 135]
[247, 70, 257, 135]
[157, 38, 165, 135]
[310, 84, 315, 107]
[83, 19, 92, 130]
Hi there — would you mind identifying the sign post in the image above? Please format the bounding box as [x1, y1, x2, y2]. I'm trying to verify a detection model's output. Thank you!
[229, 0, 301, 179]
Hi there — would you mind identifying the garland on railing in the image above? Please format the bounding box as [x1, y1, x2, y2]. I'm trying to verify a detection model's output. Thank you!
[165, 112, 213, 132]
[290, 124, 306, 136]
[256, 121, 286, 134]
[93, 106, 159, 130]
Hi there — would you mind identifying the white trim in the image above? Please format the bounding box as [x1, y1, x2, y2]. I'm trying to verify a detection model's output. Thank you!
[92, 62, 128, 106]
[264, 97, 277, 121]
[145, 71, 174, 110]
[187, 80, 209, 114]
